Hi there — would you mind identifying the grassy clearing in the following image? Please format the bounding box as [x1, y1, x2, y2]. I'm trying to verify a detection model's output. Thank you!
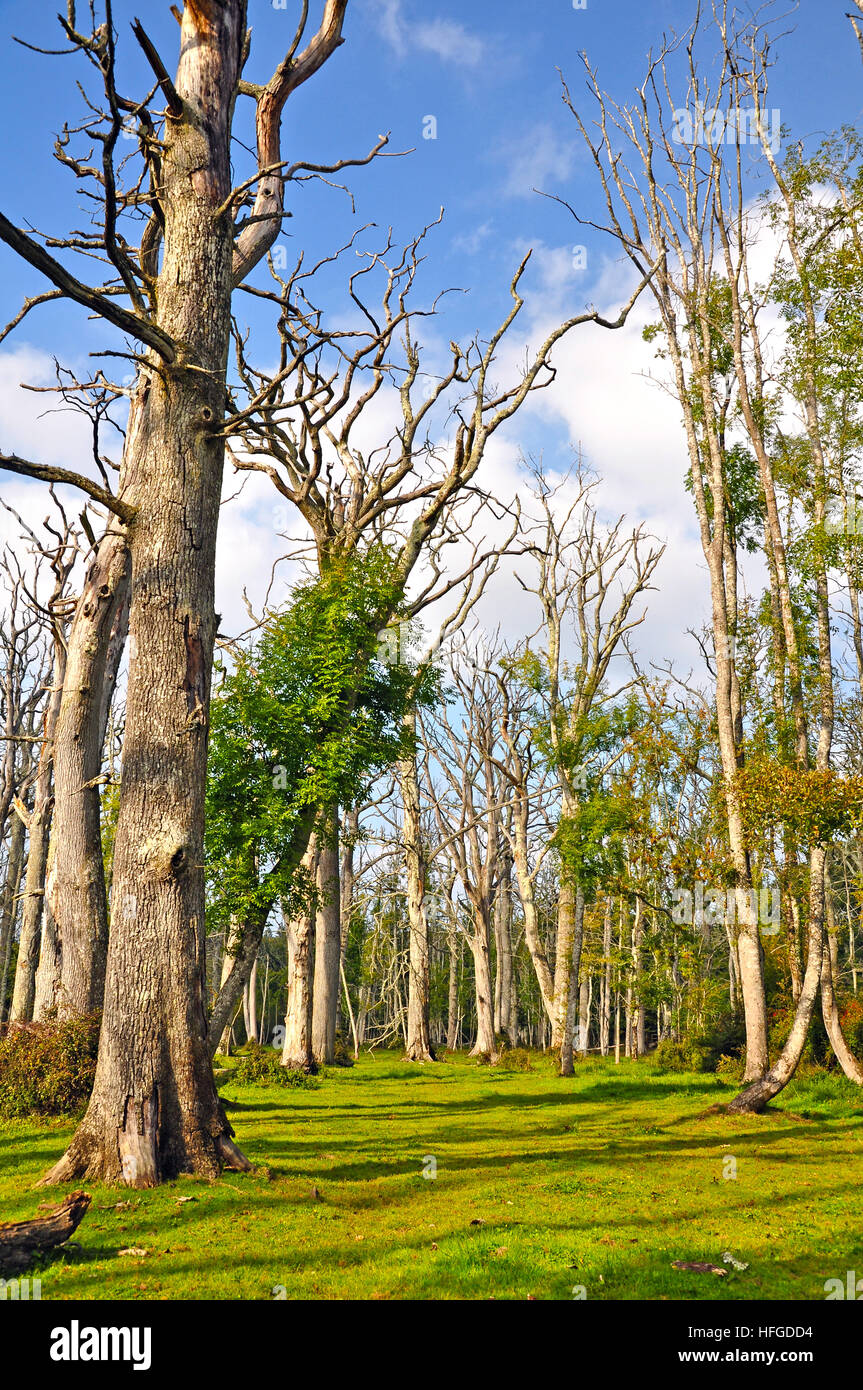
[1, 1050, 861, 1301]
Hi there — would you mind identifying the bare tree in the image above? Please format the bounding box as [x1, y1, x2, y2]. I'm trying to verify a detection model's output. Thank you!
[513, 462, 663, 1073]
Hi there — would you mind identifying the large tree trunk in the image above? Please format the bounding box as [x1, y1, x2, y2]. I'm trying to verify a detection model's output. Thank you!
[12, 640, 66, 1023]
[44, 529, 130, 1021]
[311, 820, 340, 1066]
[44, 4, 250, 1186]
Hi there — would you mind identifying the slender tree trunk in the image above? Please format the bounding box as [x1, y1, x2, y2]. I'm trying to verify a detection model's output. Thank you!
[632, 897, 645, 1057]
[729, 846, 828, 1112]
[400, 716, 435, 1062]
[337, 809, 357, 1036]
[558, 884, 584, 1077]
[494, 848, 516, 1046]
[446, 930, 459, 1050]
[614, 984, 621, 1064]
[46, 531, 130, 1021]
[467, 914, 497, 1060]
[13, 641, 66, 1023]
[215, 918, 241, 1056]
[511, 801, 555, 1024]
[312, 818, 340, 1066]
[246, 954, 258, 1044]
[208, 813, 314, 1060]
[577, 974, 591, 1056]
[600, 899, 612, 1056]
[0, 810, 26, 1022]
[821, 878, 863, 1082]
[282, 839, 319, 1074]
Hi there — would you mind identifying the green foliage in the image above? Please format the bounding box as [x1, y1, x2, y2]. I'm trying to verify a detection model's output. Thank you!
[492, 1046, 534, 1072]
[714, 1054, 744, 1082]
[332, 1032, 356, 1068]
[768, 1001, 829, 1067]
[654, 1038, 713, 1073]
[541, 698, 645, 893]
[0, 1014, 100, 1118]
[839, 997, 863, 1057]
[231, 1044, 319, 1089]
[206, 548, 436, 928]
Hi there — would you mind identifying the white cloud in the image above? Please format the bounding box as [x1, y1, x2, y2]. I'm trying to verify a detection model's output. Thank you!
[499, 124, 576, 200]
[367, 0, 485, 67]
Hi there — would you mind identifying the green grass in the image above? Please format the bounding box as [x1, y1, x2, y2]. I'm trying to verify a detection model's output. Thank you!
[2, 1050, 862, 1300]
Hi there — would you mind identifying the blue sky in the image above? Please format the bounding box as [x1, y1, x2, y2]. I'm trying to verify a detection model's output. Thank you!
[0, 0, 861, 666]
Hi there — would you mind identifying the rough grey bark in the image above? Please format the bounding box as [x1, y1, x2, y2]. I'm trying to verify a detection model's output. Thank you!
[45, 3, 258, 1184]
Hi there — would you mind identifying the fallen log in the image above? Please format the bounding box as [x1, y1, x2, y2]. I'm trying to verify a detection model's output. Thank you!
[0, 1190, 91, 1276]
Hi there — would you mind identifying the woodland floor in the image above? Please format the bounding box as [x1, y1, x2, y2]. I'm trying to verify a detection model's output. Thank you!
[1, 1051, 861, 1300]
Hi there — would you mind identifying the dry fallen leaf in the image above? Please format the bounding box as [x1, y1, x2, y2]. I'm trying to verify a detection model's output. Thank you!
[118, 1248, 149, 1258]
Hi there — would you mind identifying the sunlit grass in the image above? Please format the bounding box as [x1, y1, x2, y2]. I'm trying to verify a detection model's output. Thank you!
[1, 1050, 861, 1300]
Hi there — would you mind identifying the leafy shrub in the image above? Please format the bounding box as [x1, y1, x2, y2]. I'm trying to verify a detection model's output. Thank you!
[839, 997, 863, 1058]
[332, 1032, 355, 1068]
[493, 1047, 534, 1072]
[0, 1013, 100, 1118]
[231, 1043, 319, 1089]
[654, 1038, 712, 1073]
[768, 1001, 828, 1066]
[702, 1012, 745, 1062]
[714, 1053, 744, 1082]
